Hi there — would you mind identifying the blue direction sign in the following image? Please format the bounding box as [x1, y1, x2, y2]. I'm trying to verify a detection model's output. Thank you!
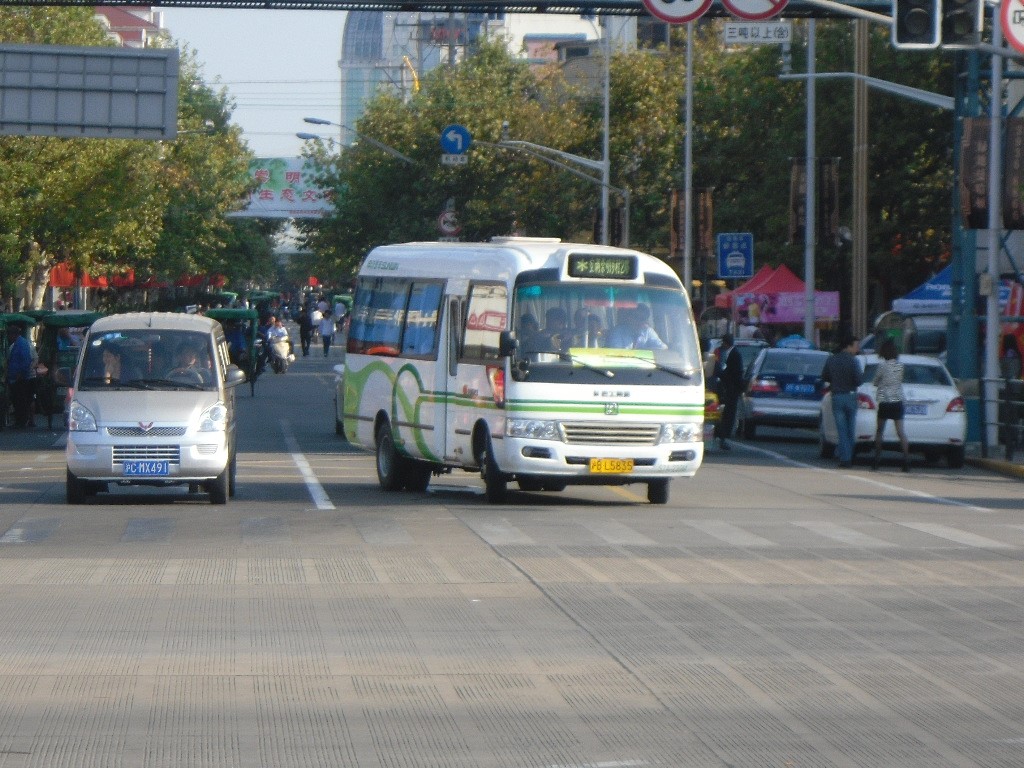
[440, 124, 472, 154]
[717, 232, 754, 279]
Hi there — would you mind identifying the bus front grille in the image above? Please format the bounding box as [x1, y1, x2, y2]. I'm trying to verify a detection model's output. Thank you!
[560, 422, 660, 445]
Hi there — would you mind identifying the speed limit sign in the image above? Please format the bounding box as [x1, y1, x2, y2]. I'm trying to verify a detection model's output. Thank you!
[641, 0, 713, 24]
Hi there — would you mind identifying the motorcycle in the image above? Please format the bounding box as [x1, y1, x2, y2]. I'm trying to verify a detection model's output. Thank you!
[269, 335, 294, 374]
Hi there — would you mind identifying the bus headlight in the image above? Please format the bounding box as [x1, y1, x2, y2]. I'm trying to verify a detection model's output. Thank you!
[506, 418, 560, 441]
[198, 403, 228, 432]
[68, 401, 97, 432]
[659, 423, 701, 444]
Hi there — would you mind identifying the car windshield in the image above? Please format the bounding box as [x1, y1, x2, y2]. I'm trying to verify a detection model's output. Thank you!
[511, 282, 702, 385]
[77, 329, 218, 391]
[863, 362, 953, 386]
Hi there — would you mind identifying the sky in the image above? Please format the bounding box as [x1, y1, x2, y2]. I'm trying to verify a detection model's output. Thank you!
[163, 8, 348, 159]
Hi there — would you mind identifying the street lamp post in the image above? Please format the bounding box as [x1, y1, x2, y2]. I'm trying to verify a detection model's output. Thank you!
[301, 116, 416, 165]
[479, 133, 630, 247]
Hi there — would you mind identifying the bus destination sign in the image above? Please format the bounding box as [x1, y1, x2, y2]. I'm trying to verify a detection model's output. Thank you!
[568, 254, 638, 280]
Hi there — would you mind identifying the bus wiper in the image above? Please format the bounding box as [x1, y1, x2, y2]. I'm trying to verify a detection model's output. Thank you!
[558, 352, 615, 378]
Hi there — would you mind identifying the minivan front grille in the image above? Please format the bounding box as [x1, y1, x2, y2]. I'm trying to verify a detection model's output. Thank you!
[113, 446, 181, 464]
[108, 426, 187, 438]
[560, 422, 661, 445]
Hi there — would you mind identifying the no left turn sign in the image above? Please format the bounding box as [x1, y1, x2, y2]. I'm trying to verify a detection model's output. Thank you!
[1003, 0, 1024, 55]
[640, 0, 713, 24]
[722, 0, 789, 21]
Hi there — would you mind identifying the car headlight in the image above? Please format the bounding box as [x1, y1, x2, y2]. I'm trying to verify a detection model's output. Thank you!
[67, 401, 97, 432]
[658, 422, 701, 444]
[506, 418, 560, 441]
[198, 402, 228, 432]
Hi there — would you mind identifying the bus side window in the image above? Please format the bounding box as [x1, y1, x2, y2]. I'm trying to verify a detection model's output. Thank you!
[402, 281, 443, 358]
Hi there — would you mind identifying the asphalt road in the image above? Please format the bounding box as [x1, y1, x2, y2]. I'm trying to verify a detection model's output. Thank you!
[1, 341, 1022, 768]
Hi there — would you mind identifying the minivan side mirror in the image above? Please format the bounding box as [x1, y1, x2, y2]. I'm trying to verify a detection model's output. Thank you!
[226, 366, 247, 386]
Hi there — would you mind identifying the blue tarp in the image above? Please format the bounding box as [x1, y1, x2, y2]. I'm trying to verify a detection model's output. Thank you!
[892, 266, 1011, 315]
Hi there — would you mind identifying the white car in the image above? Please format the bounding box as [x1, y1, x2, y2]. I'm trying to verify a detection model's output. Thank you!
[819, 353, 967, 468]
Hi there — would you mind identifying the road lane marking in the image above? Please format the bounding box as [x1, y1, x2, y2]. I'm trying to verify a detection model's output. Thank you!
[793, 520, 896, 548]
[898, 522, 1014, 549]
[279, 419, 334, 510]
[734, 442, 994, 514]
[684, 520, 776, 547]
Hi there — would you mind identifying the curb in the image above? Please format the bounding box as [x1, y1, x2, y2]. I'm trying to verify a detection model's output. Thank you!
[965, 456, 1024, 480]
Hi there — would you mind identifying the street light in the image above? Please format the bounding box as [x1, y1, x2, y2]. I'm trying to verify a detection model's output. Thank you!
[480, 126, 630, 247]
[301, 116, 416, 165]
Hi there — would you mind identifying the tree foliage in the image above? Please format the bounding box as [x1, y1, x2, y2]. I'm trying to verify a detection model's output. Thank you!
[0, 10, 272, 309]
[301, 22, 957, 313]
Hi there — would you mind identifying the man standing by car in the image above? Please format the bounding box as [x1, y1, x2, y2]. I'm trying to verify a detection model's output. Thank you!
[5, 323, 34, 428]
[822, 333, 862, 468]
[714, 333, 744, 450]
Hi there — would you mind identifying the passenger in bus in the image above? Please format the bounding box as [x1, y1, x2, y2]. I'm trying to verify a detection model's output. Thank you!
[572, 311, 604, 348]
[608, 305, 667, 350]
[536, 307, 570, 353]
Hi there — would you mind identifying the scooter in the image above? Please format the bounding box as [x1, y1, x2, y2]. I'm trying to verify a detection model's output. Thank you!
[269, 335, 293, 374]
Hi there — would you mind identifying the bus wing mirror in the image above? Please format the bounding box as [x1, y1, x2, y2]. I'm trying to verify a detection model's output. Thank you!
[499, 330, 518, 357]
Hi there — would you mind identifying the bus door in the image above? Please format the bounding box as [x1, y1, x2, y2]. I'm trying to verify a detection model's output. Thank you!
[445, 281, 509, 466]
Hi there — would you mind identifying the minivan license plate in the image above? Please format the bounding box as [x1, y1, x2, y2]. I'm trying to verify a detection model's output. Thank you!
[123, 461, 169, 476]
[589, 458, 633, 474]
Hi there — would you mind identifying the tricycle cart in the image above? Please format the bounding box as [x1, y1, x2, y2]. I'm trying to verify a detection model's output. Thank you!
[205, 307, 261, 396]
[34, 310, 104, 429]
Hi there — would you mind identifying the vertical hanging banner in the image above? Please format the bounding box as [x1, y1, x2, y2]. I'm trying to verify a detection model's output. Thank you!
[641, 0, 713, 24]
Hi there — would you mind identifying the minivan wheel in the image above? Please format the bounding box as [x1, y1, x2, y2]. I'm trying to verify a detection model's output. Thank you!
[66, 469, 86, 505]
[208, 468, 229, 505]
[228, 451, 237, 498]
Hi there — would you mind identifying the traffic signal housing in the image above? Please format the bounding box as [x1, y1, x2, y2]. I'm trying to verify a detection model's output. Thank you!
[892, 0, 940, 49]
[942, 0, 981, 47]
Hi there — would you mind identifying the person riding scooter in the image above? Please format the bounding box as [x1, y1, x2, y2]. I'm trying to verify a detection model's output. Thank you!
[267, 317, 292, 374]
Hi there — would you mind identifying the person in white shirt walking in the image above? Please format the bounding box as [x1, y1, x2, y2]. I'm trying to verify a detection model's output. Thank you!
[872, 338, 910, 472]
[319, 309, 335, 357]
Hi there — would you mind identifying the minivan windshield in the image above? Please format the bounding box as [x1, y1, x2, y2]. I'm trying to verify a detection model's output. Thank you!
[77, 330, 218, 391]
[511, 281, 702, 385]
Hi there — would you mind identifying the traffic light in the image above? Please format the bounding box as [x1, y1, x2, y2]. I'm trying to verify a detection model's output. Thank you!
[892, 0, 940, 49]
[941, 0, 981, 47]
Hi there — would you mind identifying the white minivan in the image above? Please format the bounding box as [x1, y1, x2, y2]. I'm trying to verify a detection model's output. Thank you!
[65, 312, 246, 504]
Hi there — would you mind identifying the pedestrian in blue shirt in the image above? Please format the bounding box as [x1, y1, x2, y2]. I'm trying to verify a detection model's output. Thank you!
[6, 324, 35, 428]
[822, 333, 862, 468]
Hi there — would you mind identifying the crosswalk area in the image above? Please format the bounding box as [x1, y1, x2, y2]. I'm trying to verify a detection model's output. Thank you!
[2, 506, 1022, 554]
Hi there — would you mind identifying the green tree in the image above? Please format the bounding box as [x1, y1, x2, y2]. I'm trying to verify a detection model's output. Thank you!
[155, 46, 274, 284]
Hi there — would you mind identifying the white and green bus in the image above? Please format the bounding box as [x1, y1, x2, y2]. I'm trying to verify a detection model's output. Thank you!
[341, 237, 705, 504]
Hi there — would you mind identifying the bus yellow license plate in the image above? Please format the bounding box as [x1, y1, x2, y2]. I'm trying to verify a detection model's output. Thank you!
[589, 458, 634, 474]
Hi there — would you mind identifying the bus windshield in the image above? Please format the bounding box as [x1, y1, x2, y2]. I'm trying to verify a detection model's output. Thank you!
[511, 281, 702, 384]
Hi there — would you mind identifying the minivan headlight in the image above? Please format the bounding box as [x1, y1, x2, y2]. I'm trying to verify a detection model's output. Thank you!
[659, 423, 701, 444]
[68, 401, 97, 432]
[198, 402, 228, 432]
[506, 418, 560, 441]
